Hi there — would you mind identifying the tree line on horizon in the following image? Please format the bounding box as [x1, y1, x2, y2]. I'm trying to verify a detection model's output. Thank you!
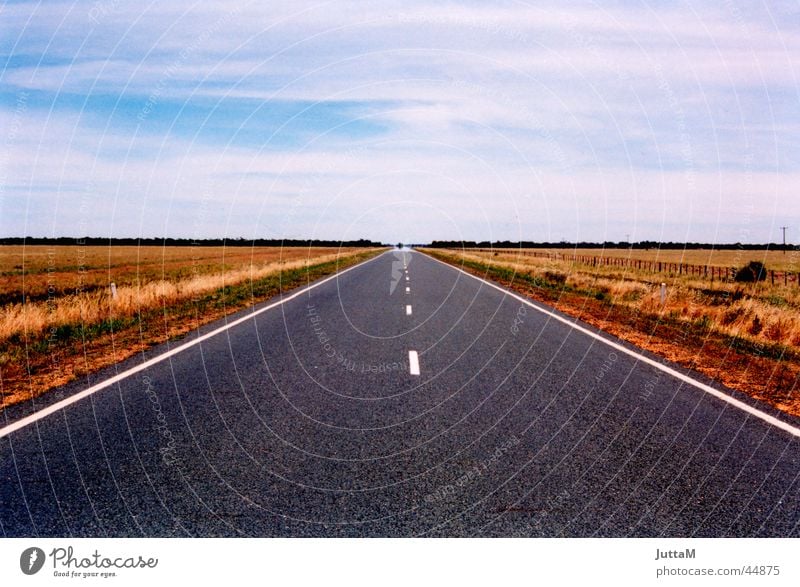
[425, 240, 796, 251]
[0, 237, 384, 247]
[1, 237, 795, 251]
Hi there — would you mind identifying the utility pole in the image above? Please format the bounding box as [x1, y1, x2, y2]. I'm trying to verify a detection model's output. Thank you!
[780, 226, 788, 254]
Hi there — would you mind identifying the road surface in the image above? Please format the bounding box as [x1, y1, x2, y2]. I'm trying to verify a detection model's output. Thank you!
[1, 250, 799, 537]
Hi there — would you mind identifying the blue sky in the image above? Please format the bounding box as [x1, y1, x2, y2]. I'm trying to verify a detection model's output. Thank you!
[1, 0, 799, 243]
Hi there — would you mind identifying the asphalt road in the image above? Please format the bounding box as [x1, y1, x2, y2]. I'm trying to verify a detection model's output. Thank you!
[1, 249, 799, 537]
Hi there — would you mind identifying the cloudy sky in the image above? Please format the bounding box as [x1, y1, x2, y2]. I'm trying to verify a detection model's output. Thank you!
[1, 1, 799, 244]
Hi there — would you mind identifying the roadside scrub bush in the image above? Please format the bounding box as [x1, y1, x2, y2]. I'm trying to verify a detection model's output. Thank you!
[544, 271, 567, 285]
[749, 315, 763, 336]
[721, 305, 745, 326]
[735, 261, 767, 282]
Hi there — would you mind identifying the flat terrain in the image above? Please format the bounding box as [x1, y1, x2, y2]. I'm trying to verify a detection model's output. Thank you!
[0, 245, 367, 305]
[1, 250, 798, 537]
[424, 248, 800, 417]
[477, 247, 800, 272]
[0, 246, 383, 406]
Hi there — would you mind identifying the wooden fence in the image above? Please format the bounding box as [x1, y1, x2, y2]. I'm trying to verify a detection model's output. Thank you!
[468, 249, 800, 286]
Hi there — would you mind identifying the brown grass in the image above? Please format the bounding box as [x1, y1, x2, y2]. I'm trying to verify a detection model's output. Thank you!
[0, 248, 356, 341]
[475, 247, 800, 271]
[423, 248, 800, 417]
[447, 249, 800, 351]
[0, 246, 384, 408]
[0, 245, 362, 303]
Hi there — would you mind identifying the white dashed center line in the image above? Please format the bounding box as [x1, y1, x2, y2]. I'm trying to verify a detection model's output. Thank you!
[405, 286, 410, 293]
[406, 305, 412, 316]
[408, 351, 420, 375]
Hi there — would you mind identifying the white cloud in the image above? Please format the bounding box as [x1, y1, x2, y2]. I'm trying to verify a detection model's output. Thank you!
[2, 1, 799, 241]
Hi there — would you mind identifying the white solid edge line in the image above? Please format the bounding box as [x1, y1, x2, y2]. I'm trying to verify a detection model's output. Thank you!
[409, 350, 420, 376]
[423, 252, 800, 439]
[0, 251, 388, 440]
[406, 305, 413, 316]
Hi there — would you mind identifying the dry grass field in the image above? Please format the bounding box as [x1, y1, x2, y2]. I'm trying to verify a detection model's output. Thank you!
[0, 245, 364, 302]
[489, 247, 800, 271]
[0, 245, 384, 407]
[450, 248, 800, 349]
[424, 248, 800, 417]
[0, 246, 366, 340]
